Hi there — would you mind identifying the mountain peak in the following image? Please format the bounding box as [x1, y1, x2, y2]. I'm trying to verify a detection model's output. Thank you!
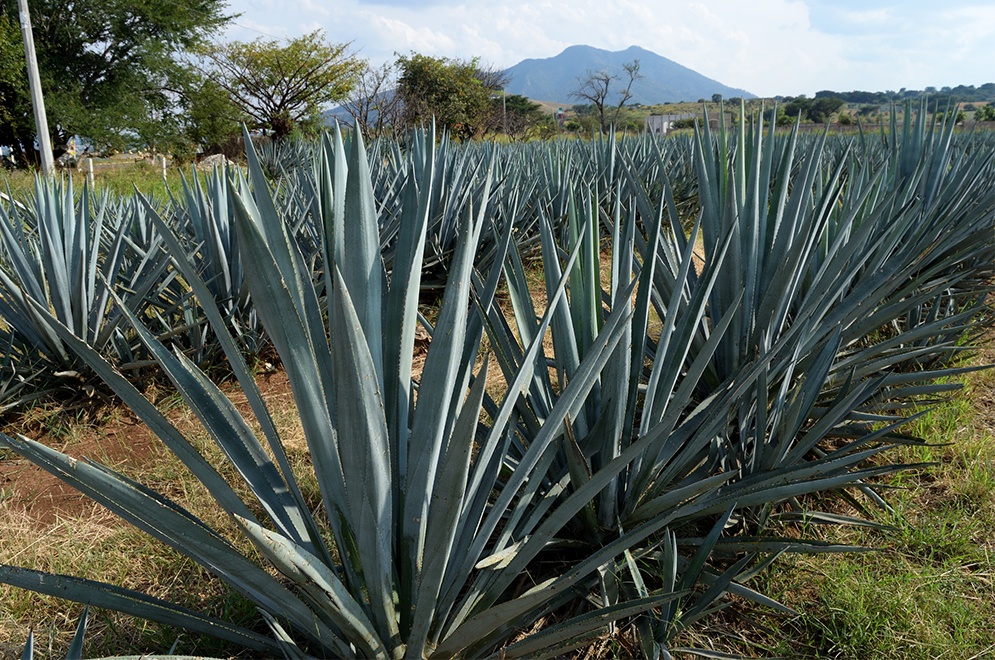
[504, 45, 753, 105]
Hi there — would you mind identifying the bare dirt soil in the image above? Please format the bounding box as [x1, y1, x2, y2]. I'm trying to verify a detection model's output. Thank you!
[0, 368, 296, 526]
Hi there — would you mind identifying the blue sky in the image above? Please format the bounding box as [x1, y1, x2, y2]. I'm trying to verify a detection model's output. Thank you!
[222, 0, 995, 98]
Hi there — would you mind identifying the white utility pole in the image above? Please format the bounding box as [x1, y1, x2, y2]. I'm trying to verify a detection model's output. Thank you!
[17, 0, 54, 176]
[503, 90, 507, 136]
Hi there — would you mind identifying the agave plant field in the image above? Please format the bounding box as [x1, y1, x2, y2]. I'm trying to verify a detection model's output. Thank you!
[1, 102, 994, 659]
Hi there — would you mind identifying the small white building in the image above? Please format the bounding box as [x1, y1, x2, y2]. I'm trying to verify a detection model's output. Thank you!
[645, 112, 734, 134]
[644, 113, 695, 135]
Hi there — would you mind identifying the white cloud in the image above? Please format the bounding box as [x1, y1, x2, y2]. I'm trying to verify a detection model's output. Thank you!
[299, 0, 331, 18]
[841, 9, 891, 25]
[367, 15, 456, 54]
[223, 0, 995, 98]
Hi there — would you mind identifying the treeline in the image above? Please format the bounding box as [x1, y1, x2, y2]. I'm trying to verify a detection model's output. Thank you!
[808, 83, 995, 105]
[0, 0, 554, 169]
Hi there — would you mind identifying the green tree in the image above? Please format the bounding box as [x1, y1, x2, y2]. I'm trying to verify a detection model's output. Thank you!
[783, 96, 811, 120]
[974, 104, 995, 121]
[485, 94, 555, 141]
[194, 31, 362, 141]
[925, 93, 956, 114]
[0, 0, 230, 163]
[0, 14, 26, 137]
[808, 97, 845, 123]
[396, 53, 506, 140]
[183, 76, 247, 155]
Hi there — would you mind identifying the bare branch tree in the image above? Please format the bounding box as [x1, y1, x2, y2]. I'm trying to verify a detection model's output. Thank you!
[340, 61, 403, 139]
[569, 59, 643, 132]
[473, 64, 512, 94]
[480, 94, 556, 141]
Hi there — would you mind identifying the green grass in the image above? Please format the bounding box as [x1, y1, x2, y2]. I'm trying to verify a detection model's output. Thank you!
[680, 355, 995, 659]
[0, 382, 286, 658]
[1, 160, 220, 202]
[1, 173, 991, 657]
[5, 332, 994, 659]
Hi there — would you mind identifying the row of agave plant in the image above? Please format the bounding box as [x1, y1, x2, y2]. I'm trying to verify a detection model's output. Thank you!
[3, 99, 989, 408]
[2, 100, 994, 659]
[0, 120, 701, 410]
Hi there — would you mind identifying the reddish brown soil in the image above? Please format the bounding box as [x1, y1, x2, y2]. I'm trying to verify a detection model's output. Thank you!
[0, 409, 158, 526]
[0, 367, 297, 527]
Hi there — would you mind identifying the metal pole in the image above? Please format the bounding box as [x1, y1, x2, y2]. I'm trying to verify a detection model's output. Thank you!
[16, 0, 54, 176]
[502, 89, 507, 136]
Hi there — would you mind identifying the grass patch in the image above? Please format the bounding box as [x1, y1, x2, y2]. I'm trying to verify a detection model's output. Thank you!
[1, 160, 222, 202]
[0, 374, 306, 658]
[678, 354, 995, 659]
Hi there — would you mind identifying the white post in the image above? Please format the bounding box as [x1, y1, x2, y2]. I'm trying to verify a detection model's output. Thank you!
[16, 0, 54, 177]
[502, 88, 507, 136]
[161, 154, 167, 178]
[87, 157, 94, 188]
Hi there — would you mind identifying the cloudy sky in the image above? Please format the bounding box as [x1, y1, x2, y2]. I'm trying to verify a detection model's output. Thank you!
[223, 0, 995, 98]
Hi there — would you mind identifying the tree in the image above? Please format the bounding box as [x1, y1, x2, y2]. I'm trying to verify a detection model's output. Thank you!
[0, 0, 231, 164]
[483, 94, 555, 141]
[0, 13, 26, 137]
[194, 31, 363, 141]
[395, 53, 508, 140]
[808, 97, 845, 123]
[183, 76, 247, 155]
[974, 104, 995, 121]
[569, 60, 643, 132]
[925, 94, 956, 114]
[711, 93, 723, 104]
[340, 61, 404, 140]
[783, 96, 811, 120]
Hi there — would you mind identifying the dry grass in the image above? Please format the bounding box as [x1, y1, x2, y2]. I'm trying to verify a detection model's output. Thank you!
[0, 374, 308, 658]
[1, 232, 991, 659]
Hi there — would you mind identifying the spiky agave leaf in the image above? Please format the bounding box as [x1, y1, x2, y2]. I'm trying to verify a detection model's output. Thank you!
[0, 127, 694, 659]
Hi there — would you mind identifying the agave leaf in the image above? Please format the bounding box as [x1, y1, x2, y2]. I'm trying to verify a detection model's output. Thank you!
[65, 605, 88, 660]
[21, 296, 257, 524]
[624, 550, 660, 660]
[0, 565, 279, 653]
[241, 127, 301, 301]
[448, 277, 640, 625]
[627, 472, 737, 526]
[401, 204, 481, 636]
[488, 593, 685, 660]
[259, 610, 310, 660]
[19, 628, 32, 660]
[341, 127, 385, 388]
[227, 172, 363, 594]
[153, 340, 311, 547]
[681, 553, 755, 628]
[431, 578, 558, 658]
[137, 196, 324, 554]
[407, 358, 490, 654]
[0, 434, 346, 653]
[329, 265, 397, 643]
[236, 516, 386, 659]
[382, 135, 433, 500]
[434, 234, 608, 635]
[678, 504, 737, 593]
